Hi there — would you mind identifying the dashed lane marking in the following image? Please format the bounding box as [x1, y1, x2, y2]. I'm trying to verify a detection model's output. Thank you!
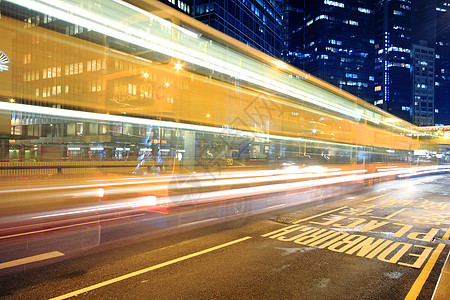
[0, 251, 64, 270]
[363, 193, 390, 202]
[49, 236, 252, 300]
[291, 206, 348, 224]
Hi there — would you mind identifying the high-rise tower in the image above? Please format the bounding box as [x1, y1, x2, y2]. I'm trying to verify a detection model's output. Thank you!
[286, 0, 376, 103]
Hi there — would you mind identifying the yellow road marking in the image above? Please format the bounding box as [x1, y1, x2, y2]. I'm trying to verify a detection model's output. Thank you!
[292, 206, 348, 224]
[383, 208, 407, 219]
[442, 228, 450, 240]
[0, 214, 145, 240]
[404, 243, 445, 300]
[363, 193, 390, 202]
[49, 236, 252, 300]
[0, 251, 64, 270]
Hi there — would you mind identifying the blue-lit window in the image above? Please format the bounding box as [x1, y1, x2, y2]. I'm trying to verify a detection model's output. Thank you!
[435, 109, 439, 113]
[328, 39, 342, 45]
[402, 106, 411, 111]
[369, 39, 375, 44]
[324, 0, 344, 8]
[315, 15, 329, 21]
[348, 20, 358, 26]
[358, 7, 374, 14]
[345, 73, 358, 79]
[369, 76, 374, 81]
[393, 10, 403, 16]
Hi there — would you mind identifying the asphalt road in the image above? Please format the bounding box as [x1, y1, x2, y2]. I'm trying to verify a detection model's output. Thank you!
[0, 174, 449, 299]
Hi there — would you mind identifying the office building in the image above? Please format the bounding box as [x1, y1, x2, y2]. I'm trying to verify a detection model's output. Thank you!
[192, 0, 283, 58]
[285, 0, 375, 103]
[373, 0, 413, 122]
[158, 0, 192, 14]
[435, 0, 450, 125]
[411, 41, 435, 126]
[281, 1, 305, 68]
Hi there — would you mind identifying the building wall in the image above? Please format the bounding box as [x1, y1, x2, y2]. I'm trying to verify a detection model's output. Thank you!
[411, 42, 435, 126]
[289, 0, 375, 104]
[154, 0, 192, 14]
[373, 0, 412, 122]
[435, 0, 450, 125]
[192, 0, 283, 58]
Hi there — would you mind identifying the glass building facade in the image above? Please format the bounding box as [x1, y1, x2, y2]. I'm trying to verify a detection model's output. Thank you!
[192, 0, 283, 58]
[286, 0, 375, 104]
[411, 41, 435, 126]
[281, 1, 305, 68]
[435, 0, 450, 125]
[373, 0, 412, 122]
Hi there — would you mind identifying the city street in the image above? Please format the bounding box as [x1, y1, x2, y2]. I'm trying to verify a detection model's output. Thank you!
[0, 174, 448, 299]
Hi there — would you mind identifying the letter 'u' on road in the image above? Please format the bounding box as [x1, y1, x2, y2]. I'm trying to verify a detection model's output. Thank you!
[345, 237, 387, 257]
[327, 235, 367, 253]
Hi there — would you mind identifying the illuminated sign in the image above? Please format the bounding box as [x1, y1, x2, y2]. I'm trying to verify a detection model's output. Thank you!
[414, 150, 428, 156]
[0, 51, 10, 72]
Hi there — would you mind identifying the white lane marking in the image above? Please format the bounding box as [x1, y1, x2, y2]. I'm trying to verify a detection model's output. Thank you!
[50, 236, 252, 300]
[0, 251, 64, 270]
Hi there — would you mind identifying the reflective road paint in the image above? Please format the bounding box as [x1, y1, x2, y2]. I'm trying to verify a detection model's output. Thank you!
[0, 251, 64, 270]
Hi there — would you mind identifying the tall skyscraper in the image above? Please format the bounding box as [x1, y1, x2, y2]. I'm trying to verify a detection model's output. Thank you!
[191, 0, 283, 58]
[373, 0, 413, 122]
[411, 41, 435, 126]
[435, 0, 450, 126]
[408, 0, 436, 126]
[284, 0, 375, 103]
[281, 1, 305, 68]
[284, 0, 450, 126]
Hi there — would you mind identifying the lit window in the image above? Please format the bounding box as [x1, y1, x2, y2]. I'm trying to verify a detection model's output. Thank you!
[324, 0, 344, 8]
[358, 7, 373, 14]
[345, 73, 358, 79]
[315, 15, 329, 21]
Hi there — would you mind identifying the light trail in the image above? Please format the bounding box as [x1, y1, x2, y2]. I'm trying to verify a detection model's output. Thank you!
[11, 165, 447, 221]
[4, 0, 417, 132]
